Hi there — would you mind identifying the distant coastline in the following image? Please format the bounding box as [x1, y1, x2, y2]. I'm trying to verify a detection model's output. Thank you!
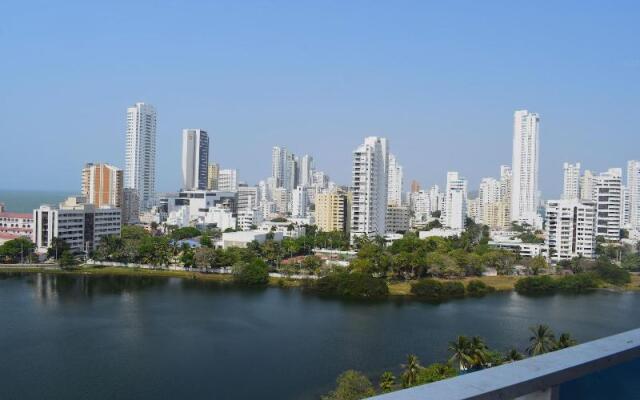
[0, 190, 73, 213]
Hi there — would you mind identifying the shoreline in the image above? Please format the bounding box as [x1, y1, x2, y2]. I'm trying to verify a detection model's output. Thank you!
[1, 265, 638, 295]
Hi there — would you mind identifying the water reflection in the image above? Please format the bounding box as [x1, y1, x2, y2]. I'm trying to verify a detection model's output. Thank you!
[28, 273, 169, 303]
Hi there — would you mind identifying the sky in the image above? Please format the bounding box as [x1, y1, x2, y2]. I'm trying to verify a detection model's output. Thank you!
[1, 0, 638, 198]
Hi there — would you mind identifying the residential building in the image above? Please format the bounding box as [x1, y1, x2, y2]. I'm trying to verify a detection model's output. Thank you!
[410, 180, 421, 193]
[489, 239, 545, 258]
[290, 186, 308, 218]
[315, 190, 351, 233]
[181, 129, 209, 190]
[124, 102, 156, 210]
[441, 171, 467, 229]
[299, 154, 314, 187]
[478, 177, 501, 225]
[273, 187, 289, 214]
[33, 196, 121, 254]
[121, 188, 139, 224]
[627, 160, 640, 230]
[428, 185, 442, 213]
[511, 110, 540, 225]
[562, 162, 581, 200]
[545, 199, 596, 261]
[218, 169, 238, 192]
[237, 208, 263, 231]
[237, 184, 259, 211]
[81, 163, 123, 208]
[350, 136, 388, 239]
[271, 146, 287, 187]
[222, 230, 283, 249]
[204, 205, 237, 231]
[164, 190, 237, 228]
[580, 170, 595, 201]
[0, 210, 33, 238]
[386, 205, 410, 233]
[207, 163, 220, 190]
[594, 168, 622, 241]
[408, 190, 431, 225]
[387, 153, 403, 207]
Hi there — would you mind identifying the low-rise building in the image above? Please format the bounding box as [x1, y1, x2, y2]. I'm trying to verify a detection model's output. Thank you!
[221, 230, 283, 249]
[33, 196, 121, 254]
[0, 210, 34, 238]
[418, 228, 464, 239]
[489, 239, 545, 258]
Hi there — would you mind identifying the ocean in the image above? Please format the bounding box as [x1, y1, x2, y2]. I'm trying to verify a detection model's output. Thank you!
[0, 190, 74, 213]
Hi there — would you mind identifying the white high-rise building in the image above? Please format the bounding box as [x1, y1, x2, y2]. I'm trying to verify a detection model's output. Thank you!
[627, 160, 640, 230]
[387, 153, 403, 207]
[181, 129, 209, 190]
[428, 185, 442, 213]
[291, 186, 309, 218]
[546, 199, 596, 262]
[218, 169, 238, 192]
[580, 170, 595, 201]
[442, 171, 467, 229]
[594, 168, 622, 241]
[350, 136, 389, 239]
[562, 162, 581, 200]
[271, 146, 286, 187]
[299, 154, 314, 187]
[511, 110, 540, 224]
[125, 102, 157, 210]
[478, 177, 501, 224]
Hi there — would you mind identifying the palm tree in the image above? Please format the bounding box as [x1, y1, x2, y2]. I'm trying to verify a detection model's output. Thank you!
[448, 336, 474, 371]
[401, 354, 421, 388]
[503, 348, 524, 363]
[527, 325, 556, 356]
[469, 336, 490, 368]
[379, 371, 396, 393]
[556, 333, 577, 349]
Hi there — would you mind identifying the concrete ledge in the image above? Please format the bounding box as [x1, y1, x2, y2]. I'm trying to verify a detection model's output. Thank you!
[368, 328, 640, 400]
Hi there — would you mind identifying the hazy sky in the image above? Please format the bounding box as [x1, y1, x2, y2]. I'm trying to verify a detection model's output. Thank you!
[1, 1, 638, 197]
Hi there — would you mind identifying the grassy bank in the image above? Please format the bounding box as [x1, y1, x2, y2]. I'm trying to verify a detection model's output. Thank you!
[1, 265, 638, 295]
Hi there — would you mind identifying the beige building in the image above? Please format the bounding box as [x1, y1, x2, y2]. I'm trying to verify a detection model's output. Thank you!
[81, 163, 123, 208]
[315, 191, 351, 232]
[207, 163, 219, 190]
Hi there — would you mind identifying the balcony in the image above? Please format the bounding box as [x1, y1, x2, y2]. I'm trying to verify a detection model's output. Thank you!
[368, 328, 640, 400]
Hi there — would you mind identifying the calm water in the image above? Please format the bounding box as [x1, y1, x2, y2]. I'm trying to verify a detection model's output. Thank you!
[1, 273, 640, 400]
[0, 190, 72, 213]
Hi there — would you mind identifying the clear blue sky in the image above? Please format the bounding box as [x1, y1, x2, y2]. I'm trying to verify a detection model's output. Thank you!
[1, 0, 638, 197]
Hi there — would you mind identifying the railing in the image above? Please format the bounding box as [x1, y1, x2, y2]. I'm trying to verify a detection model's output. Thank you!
[368, 328, 640, 400]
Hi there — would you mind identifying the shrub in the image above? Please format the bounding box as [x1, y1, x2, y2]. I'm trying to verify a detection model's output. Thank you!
[514, 275, 556, 295]
[594, 262, 631, 285]
[415, 363, 457, 385]
[410, 279, 444, 301]
[232, 259, 269, 286]
[556, 274, 599, 293]
[441, 281, 465, 298]
[310, 272, 388, 299]
[466, 279, 496, 297]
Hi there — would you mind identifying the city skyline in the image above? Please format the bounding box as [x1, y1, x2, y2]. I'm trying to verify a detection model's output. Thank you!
[2, 2, 639, 196]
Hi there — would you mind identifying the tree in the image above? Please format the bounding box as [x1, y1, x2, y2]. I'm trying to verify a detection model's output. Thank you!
[527, 255, 548, 276]
[378, 371, 396, 393]
[401, 354, 421, 388]
[59, 250, 79, 269]
[200, 233, 213, 248]
[232, 258, 269, 286]
[448, 336, 474, 371]
[527, 325, 556, 356]
[503, 348, 524, 363]
[556, 333, 577, 349]
[302, 255, 322, 272]
[0, 237, 35, 263]
[469, 336, 490, 368]
[415, 363, 457, 385]
[47, 237, 70, 260]
[322, 370, 375, 400]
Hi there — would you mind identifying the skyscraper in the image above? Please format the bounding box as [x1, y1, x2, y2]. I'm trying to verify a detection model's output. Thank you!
[299, 154, 314, 187]
[387, 153, 403, 207]
[125, 102, 156, 210]
[511, 110, 540, 224]
[627, 160, 640, 230]
[181, 129, 209, 190]
[272, 146, 287, 187]
[594, 168, 622, 241]
[207, 163, 220, 190]
[81, 163, 123, 208]
[442, 171, 467, 229]
[562, 162, 581, 200]
[350, 136, 389, 239]
[218, 169, 238, 192]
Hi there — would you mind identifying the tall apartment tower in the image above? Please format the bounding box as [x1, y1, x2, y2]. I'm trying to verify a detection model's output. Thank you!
[580, 170, 595, 201]
[627, 160, 640, 230]
[546, 199, 596, 262]
[511, 110, 540, 224]
[181, 129, 209, 190]
[594, 168, 622, 241]
[350, 136, 389, 239]
[299, 154, 314, 187]
[442, 171, 467, 229]
[387, 153, 404, 207]
[271, 146, 287, 187]
[81, 163, 123, 208]
[316, 190, 351, 233]
[125, 102, 157, 210]
[218, 169, 238, 192]
[562, 162, 581, 200]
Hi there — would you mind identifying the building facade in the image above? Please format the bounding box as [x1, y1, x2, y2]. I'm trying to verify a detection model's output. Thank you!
[628, 160, 640, 230]
[442, 171, 467, 229]
[387, 153, 403, 207]
[315, 190, 351, 233]
[594, 168, 622, 241]
[125, 102, 157, 210]
[511, 110, 540, 224]
[181, 129, 209, 190]
[546, 199, 596, 262]
[562, 162, 581, 200]
[207, 163, 220, 190]
[218, 169, 238, 192]
[81, 163, 123, 208]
